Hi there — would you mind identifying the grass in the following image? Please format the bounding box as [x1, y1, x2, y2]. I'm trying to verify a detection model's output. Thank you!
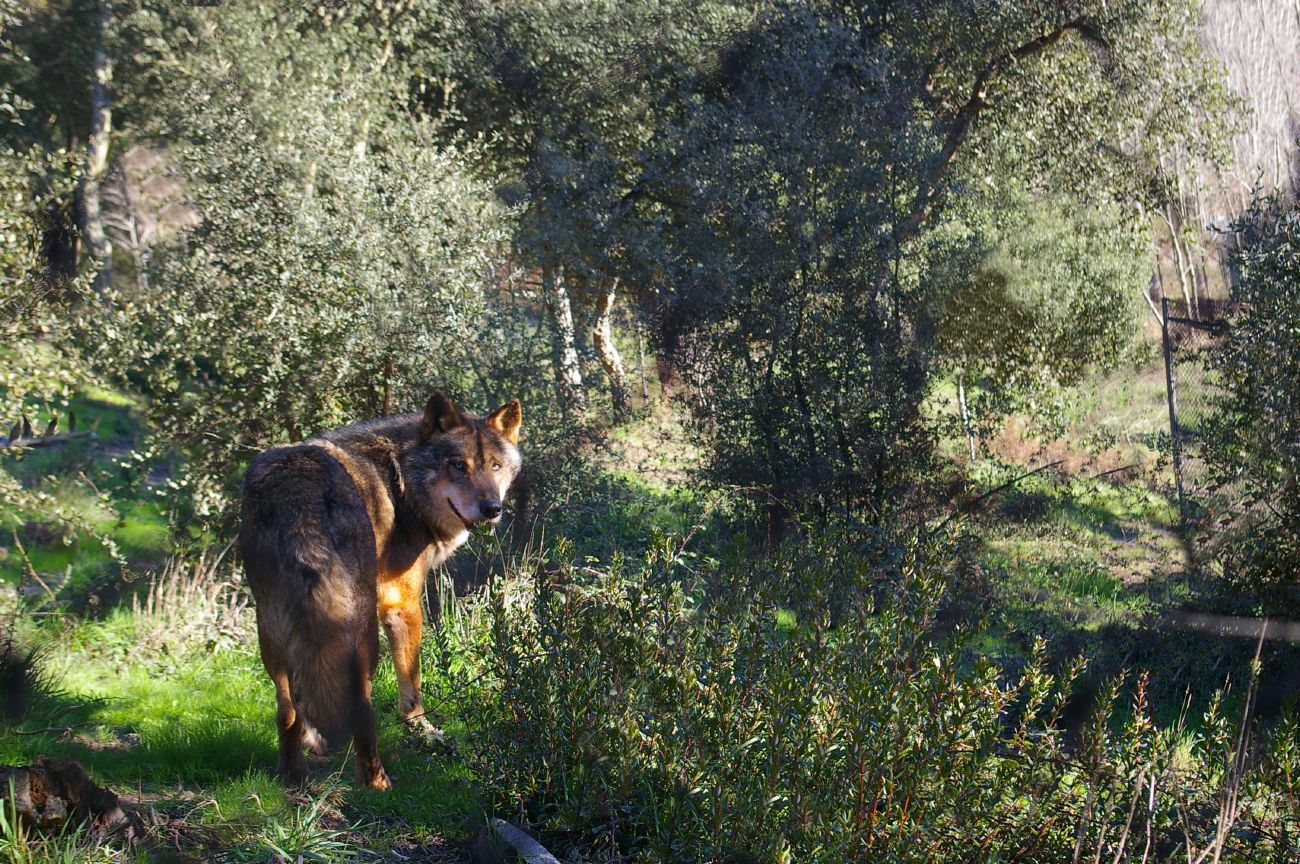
[960, 452, 1300, 729]
[0, 597, 479, 861]
[0, 386, 170, 604]
[1, 367, 1296, 859]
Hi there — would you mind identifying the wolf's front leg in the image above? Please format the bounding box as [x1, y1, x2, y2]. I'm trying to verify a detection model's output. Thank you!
[380, 596, 445, 744]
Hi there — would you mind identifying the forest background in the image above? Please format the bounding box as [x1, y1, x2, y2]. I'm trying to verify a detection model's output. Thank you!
[1, 1, 1299, 862]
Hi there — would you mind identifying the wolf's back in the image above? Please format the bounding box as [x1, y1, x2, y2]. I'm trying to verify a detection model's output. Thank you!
[239, 444, 379, 749]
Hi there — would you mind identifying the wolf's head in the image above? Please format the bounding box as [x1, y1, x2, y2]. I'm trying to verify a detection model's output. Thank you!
[401, 392, 523, 540]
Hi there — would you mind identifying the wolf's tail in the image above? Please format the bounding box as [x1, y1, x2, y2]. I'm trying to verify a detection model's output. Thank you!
[240, 445, 379, 751]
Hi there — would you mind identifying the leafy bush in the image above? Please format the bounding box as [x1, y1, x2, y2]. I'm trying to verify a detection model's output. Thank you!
[0, 0, 99, 534]
[448, 531, 1300, 863]
[85, 1, 518, 519]
[647, 4, 937, 518]
[1203, 198, 1300, 607]
[937, 190, 1146, 430]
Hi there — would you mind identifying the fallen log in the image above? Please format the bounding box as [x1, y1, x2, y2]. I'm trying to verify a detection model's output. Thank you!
[0, 756, 146, 843]
[469, 817, 562, 864]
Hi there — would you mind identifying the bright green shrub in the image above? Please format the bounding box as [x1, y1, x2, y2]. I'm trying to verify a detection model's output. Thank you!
[447, 532, 1300, 862]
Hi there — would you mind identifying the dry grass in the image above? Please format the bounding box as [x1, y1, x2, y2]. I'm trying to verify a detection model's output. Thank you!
[130, 544, 251, 658]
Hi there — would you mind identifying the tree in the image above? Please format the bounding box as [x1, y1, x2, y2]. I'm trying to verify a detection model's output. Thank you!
[636, 0, 1226, 516]
[935, 185, 1146, 432]
[443, 0, 752, 422]
[88, 0, 511, 517]
[0, 0, 95, 526]
[80, 0, 111, 296]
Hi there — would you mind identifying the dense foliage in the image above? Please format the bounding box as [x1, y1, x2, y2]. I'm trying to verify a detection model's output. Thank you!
[0, 0, 1229, 522]
[0, 0, 95, 528]
[76, 2, 518, 516]
[1203, 198, 1300, 604]
[5, 3, 1298, 861]
[450, 533, 1300, 863]
[635, 0, 1218, 511]
[938, 188, 1146, 426]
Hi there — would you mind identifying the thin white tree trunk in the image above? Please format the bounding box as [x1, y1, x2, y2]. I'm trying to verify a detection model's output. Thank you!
[1160, 207, 1194, 314]
[82, 0, 113, 297]
[591, 275, 631, 419]
[958, 373, 976, 462]
[637, 320, 649, 400]
[542, 264, 585, 418]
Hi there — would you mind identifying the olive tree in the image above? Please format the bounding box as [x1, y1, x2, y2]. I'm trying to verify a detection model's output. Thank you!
[935, 185, 1146, 432]
[443, 0, 753, 421]
[641, 0, 1225, 516]
[90, 1, 511, 517]
[0, 0, 99, 527]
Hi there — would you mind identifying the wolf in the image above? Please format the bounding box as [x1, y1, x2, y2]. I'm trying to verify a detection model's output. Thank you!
[239, 392, 522, 790]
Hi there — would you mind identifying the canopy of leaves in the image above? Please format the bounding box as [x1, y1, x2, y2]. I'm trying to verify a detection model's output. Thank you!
[0, 0, 97, 527]
[632, 0, 1224, 512]
[87, 1, 513, 517]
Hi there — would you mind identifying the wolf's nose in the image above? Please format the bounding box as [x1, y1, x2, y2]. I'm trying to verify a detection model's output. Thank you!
[480, 499, 503, 519]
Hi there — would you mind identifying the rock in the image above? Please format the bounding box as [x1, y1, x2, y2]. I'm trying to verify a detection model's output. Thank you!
[0, 757, 147, 843]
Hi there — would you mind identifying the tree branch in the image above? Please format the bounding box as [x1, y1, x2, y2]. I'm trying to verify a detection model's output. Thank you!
[884, 20, 1097, 257]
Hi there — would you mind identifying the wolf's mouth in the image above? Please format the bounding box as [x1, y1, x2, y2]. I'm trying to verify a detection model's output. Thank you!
[446, 498, 476, 531]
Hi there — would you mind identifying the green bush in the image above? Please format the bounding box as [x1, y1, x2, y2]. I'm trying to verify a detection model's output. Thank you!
[1203, 197, 1300, 608]
[448, 531, 1300, 862]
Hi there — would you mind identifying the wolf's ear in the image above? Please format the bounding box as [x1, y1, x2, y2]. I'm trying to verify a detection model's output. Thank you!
[484, 399, 522, 444]
[421, 392, 464, 440]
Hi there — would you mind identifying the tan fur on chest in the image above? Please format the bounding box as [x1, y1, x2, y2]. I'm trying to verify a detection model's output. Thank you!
[377, 547, 431, 611]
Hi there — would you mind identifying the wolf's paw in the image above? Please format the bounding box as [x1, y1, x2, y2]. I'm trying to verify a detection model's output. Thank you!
[277, 760, 308, 788]
[358, 763, 391, 792]
[405, 714, 453, 753]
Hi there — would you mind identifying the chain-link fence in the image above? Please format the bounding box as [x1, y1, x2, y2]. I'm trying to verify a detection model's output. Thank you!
[1161, 297, 1226, 523]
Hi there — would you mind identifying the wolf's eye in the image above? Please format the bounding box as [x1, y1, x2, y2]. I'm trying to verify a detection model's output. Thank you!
[491, 462, 501, 472]
[450, 459, 467, 472]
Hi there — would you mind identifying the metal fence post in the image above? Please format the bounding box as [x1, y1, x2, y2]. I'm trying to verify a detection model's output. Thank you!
[1161, 297, 1186, 524]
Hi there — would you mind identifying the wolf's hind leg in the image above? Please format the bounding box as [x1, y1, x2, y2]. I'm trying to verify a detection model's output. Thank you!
[271, 669, 308, 785]
[351, 628, 391, 791]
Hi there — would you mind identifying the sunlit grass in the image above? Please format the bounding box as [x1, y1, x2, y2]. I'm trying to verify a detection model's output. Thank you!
[0, 599, 478, 857]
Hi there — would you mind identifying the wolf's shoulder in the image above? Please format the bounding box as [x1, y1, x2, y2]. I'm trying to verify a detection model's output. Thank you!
[314, 414, 421, 451]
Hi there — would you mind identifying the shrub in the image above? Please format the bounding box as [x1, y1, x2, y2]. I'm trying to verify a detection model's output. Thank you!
[447, 531, 1300, 862]
[1203, 197, 1300, 608]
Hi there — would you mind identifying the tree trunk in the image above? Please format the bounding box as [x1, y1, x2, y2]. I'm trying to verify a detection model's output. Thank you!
[958, 373, 976, 462]
[542, 264, 585, 418]
[636, 321, 649, 400]
[591, 276, 631, 420]
[1161, 206, 1194, 314]
[82, 0, 113, 297]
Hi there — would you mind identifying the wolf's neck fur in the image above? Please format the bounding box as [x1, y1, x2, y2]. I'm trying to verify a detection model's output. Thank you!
[313, 413, 466, 567]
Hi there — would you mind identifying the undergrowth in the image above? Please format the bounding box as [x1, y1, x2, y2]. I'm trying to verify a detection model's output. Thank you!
[446, 527, 1300, 863]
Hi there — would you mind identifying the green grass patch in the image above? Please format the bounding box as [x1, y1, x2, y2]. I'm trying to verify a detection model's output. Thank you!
[525, 463, 711, 565]
[1, 381, 172, 613]
[0, 604, 480, 856]
[201, 771, 291, 828]
[113, 499, 169, 557]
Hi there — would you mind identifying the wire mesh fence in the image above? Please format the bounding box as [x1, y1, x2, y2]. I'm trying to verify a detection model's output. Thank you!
[1161, 297, 1227, 524]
